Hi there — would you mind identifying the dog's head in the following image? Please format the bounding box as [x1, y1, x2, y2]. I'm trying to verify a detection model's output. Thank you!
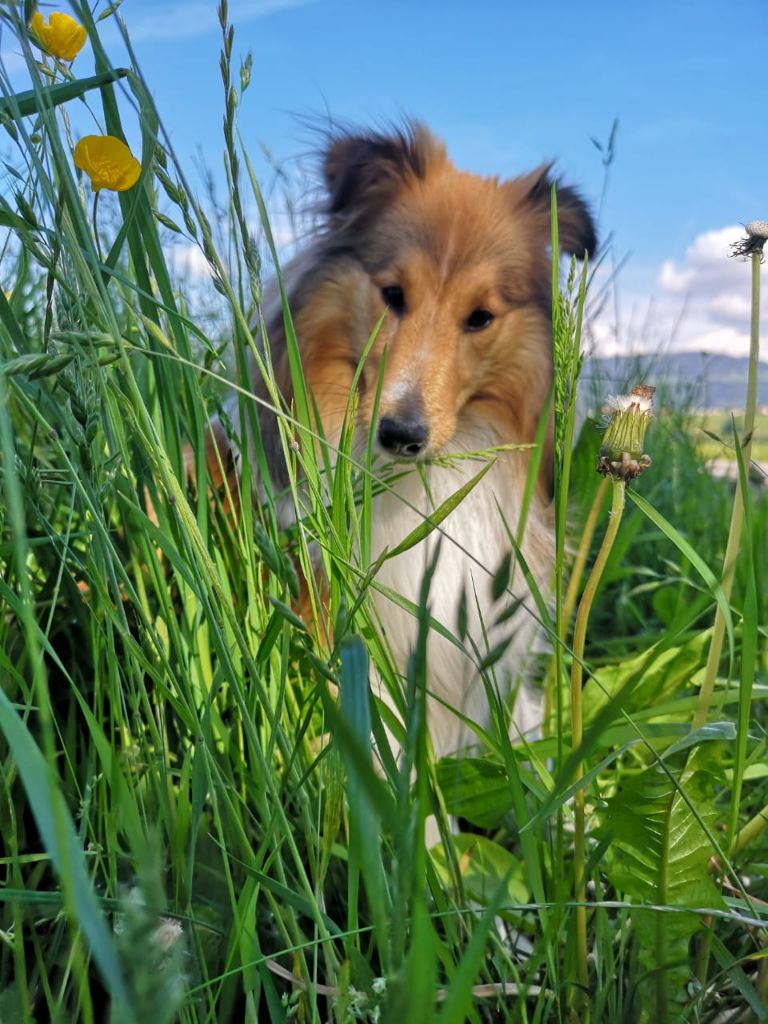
[311, 122, 596, 464]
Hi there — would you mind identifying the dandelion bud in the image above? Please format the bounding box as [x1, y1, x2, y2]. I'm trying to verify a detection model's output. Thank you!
[597, 384, 654, 482]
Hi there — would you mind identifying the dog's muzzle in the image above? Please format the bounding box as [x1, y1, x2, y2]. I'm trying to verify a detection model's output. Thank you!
[377, 416, 429, 458]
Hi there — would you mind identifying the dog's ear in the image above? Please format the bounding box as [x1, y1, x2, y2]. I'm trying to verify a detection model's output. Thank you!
[515, 164, 597, 258]
[323, 123, 443, 222]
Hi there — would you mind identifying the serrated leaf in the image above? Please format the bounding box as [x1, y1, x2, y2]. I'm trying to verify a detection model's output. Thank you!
[597, 743, 726, 1016]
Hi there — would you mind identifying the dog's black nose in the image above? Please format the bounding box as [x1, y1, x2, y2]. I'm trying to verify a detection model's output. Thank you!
[378, 416, 429, 458]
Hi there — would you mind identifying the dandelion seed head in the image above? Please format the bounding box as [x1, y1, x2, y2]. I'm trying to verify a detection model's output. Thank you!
[605, 392, 654, 416]
[746, 220, 768, 240]
[731, 221, 768, 260]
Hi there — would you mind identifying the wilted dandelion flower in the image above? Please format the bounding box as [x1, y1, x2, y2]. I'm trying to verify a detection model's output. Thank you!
[29, 12, 87, 61]
[597, 384, 654, 481]
[731, 220, 768, 261]
[74, 135, 141, 192]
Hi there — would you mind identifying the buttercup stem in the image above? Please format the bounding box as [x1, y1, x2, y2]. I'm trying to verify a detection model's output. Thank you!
[91, 191, 103, 264]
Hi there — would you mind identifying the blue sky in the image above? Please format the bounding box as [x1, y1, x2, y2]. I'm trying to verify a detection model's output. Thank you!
[6, 0, 768, 355]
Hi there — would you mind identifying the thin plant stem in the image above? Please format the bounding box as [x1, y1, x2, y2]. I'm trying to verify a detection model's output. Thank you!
[693, 242, 762, 990]
[564, 478, 611, 632]
[570, 477, 626, 1006]
[733, 801, 768, 857]
[693, 249, 761, 736]
[91, 190, 103, 263]
[544, 477, 609, 731]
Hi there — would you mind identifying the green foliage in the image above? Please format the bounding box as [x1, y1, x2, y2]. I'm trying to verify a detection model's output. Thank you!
[0, 4, 766, 1023]
[597, 743, 727, 1020]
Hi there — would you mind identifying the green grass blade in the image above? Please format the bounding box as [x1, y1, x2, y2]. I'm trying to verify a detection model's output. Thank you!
[627, 488, 735, 662]
[0, 68, 128, 118]
[0, 687, 132, 1010]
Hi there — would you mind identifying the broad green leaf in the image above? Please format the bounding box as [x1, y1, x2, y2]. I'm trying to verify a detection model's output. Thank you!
[430, 833, 528, 911]
[436, 756, 513, 828]
[584, 630, 711, 724]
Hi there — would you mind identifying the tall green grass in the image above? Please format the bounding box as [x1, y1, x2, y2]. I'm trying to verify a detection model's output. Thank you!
[0, 4, 766, 1022]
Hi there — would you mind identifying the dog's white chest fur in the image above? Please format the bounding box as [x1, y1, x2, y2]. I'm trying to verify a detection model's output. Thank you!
[367, 422, 552, 758]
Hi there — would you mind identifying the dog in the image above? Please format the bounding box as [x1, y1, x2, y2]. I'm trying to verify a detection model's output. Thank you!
[208, 122, 596, 762]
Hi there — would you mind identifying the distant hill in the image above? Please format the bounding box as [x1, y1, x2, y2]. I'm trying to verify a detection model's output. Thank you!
[580, 353, 768, 412]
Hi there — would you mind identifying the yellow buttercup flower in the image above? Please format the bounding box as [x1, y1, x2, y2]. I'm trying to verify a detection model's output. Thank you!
[29, 11, 87, 61]
[74, 135, 142, 193]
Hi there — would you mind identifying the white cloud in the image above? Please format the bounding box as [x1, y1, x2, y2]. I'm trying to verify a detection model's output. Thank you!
[590, 225, 768, 359]
[657, 259, 693, 294]
[169, 241, 212, 280]
[164, 193, 310, 286]
[121, 0, 314, 43]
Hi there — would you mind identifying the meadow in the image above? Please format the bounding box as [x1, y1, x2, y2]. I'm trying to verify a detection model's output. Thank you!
[0, 4, 767, 1023]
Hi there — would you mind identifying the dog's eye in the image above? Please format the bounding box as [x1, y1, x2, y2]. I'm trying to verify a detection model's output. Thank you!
[381, 285, 406, 315]
[465, 308, 494, 332]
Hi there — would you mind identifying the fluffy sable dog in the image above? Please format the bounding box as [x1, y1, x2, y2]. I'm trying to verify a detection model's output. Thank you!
[209, 123, 596, 760]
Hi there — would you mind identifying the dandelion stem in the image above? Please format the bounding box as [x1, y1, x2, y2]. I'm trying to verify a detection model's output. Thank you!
[733, 801, 768, 857]
[693, 249, 761, 796]
[570, 476, 626, 1004]
[544, 477, 609, 731]
[564, 478, 611, 635]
